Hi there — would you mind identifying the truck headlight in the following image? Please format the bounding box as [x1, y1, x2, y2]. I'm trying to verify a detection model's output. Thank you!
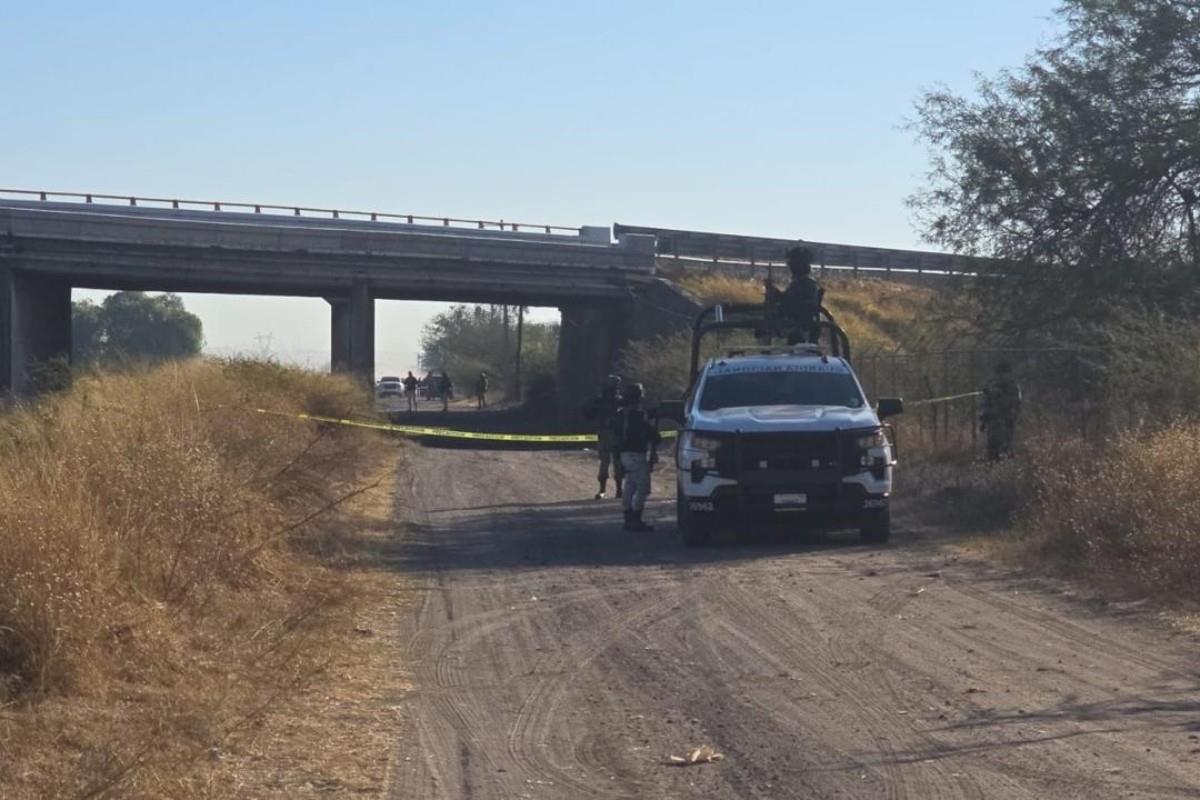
[854, 428, 891, 468]
[855, 429, 888, 450]
[679, 432, 722, 471]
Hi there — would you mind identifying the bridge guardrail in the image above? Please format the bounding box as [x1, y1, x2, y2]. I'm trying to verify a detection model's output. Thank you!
[615, 222, 1000, 278]
[0, 188, 582, 237]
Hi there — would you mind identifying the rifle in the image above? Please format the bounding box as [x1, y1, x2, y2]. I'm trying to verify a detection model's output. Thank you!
[648, 406, 661, 471]
[762, 260, 781, 343]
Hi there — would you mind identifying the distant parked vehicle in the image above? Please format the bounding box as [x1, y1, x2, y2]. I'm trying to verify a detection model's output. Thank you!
[376, 377, 405, 414]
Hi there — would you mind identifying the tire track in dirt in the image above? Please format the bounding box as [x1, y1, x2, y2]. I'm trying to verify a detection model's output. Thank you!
[389, 447, 1200, 799]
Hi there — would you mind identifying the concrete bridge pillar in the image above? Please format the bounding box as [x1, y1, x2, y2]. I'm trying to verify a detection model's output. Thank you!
[0, 269, 73, 397]
[327, 280, 375, 383]
[556, 303, 623, 421]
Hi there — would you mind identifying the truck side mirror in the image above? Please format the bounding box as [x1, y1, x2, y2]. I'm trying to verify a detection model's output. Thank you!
[658, 400, 685, 423]
[876, 397, 904, 420]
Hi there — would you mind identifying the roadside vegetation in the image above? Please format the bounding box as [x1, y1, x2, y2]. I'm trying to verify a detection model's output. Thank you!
[901, 0, 1200, 605]
[73, 291, 204, 366]
[626, 273, 953, 403]
[419, 303, 558, 406]
[0, 359, 398, 798]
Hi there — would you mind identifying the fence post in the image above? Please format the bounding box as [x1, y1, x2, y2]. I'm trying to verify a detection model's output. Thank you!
[969, 349, 978, 451]
[942, 350, 950, 445]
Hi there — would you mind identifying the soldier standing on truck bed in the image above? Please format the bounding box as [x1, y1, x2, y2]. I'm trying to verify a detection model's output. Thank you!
[617, 382, 661, 532]
[765, 245, 824, 345]
[980, 361, 1022, 461]
[583, 374, 625, 500]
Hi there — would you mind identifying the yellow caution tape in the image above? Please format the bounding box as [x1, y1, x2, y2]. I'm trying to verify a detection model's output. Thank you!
[255, 408, 678, 443]
[905, 391, 983, 408]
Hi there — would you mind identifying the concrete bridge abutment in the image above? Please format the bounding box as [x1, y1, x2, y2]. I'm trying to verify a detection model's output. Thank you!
[556, 303, 624, 420]
[0, 268, 72, 397]
[555, 279, 701, 420]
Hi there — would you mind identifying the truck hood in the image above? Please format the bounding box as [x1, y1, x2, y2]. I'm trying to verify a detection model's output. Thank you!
[689, 404, 880, 434]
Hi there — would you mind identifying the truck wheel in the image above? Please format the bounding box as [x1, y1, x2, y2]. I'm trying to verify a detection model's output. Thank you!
[677, 489, 712, 547]
[859, 509, 891, 545]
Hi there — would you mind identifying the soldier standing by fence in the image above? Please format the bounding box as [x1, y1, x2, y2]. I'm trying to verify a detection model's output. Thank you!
[980, 361, 1022, 461]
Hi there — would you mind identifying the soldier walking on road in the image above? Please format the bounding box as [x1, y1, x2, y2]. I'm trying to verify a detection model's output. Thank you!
[617, 383, 661, 532]
[980, 361, 1022, 461]
[583, 375, 625, 499]
[765, 245, 824, 345]
[403, 371, 419, 412]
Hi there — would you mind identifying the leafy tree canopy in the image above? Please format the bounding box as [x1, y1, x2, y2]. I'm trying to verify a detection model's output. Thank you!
[73, 292, 204, 364]
[419, 304, 558, 398]
[911, 0, 1200, 330]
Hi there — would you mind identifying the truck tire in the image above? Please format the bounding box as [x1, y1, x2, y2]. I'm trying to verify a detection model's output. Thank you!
[859, 508, 891, 545]
[677, 489, 712, 547]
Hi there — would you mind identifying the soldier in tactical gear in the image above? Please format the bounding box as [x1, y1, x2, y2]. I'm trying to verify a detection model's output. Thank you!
[765, 245, 824, 344]
[617, 382, 661, 532]
[583, 374, 625, 499]
[980, 361, 1022, 461]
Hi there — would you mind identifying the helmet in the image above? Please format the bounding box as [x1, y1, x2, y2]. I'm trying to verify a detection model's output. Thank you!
[786, 245, 814, 272]
[622, 382, 644, 402]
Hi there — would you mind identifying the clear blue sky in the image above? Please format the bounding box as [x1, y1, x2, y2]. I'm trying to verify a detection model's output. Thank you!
[2, 0, 1060, 374]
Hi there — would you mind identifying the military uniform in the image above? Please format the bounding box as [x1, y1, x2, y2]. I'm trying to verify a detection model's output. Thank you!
[765, 246, 824, 344]
[402, 372, 419, 412]
[476, 372, 489, 409]
[617, 388, 661, 531]
[981, 370, 1022, 461]
[584, 382, 625, 498]
[778, 275, 823, 344]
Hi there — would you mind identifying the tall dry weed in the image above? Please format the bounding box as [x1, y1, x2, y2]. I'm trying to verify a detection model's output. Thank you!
[0, 358, 389, 798]
[1018, 422, 1200, 600]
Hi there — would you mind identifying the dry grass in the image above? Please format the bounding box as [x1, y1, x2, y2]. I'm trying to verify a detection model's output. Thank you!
[671, 272, 942, 354]
[1011, 422, 1200, 602]
[623, 274, 943, 403]
[896, 413, 1200, 607]
[671, 273, 765, 307]
[0, 359, 398, 798]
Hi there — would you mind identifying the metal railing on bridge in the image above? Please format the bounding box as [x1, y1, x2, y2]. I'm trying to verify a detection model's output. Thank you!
[613, 223, 1000, 280]
[0, 188, 582, 237]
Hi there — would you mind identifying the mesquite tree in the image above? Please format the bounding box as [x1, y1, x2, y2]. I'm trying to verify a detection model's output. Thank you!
[911, 0, 1200, 331]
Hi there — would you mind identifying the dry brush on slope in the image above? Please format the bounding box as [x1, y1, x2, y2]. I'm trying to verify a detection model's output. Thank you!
[0, 359, 398, 798]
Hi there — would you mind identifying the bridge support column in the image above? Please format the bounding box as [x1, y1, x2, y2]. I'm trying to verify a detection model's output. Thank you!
[328, 297, 351, 373]
[556, 303, 622, 421]
[0, 269, 72, 397]
[327, 280, 374, 383]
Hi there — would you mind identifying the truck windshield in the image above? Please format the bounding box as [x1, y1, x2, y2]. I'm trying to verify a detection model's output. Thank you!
[698, 368, 865, 411]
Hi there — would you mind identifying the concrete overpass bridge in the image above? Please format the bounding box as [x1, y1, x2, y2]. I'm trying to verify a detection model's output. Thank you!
[0, 190, 663, 414]
[1, 189, 989, 415]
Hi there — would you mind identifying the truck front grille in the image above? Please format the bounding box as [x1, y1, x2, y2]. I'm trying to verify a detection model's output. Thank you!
[717, 432, 844, 477]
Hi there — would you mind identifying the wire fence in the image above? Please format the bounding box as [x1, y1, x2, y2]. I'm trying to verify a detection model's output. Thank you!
[858, 348, 1094, 452]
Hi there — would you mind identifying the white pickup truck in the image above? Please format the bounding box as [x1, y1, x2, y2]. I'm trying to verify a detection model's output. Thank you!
[660, 304, 903, 547]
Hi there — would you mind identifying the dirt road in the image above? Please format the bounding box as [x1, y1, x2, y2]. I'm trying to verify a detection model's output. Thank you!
[389, 447, 1200, 799]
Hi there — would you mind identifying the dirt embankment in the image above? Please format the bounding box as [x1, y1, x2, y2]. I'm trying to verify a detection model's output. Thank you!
[390, 446, 1200, 799]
